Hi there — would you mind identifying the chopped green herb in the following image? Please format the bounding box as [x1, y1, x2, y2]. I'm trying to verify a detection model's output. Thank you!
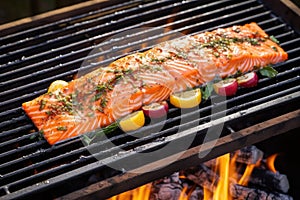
[57, 126, 68, 131]
[175, 52, 188, 59]
[100, 98, 108, 107]
[87, 112, 94, 117]
[96, 84, 106, 92]
[271, 46, 278, 52]
[124, 68, 134, 74]
[140, 65, 152, 70]
[270, 35, 280, 44]
[151, 58, 165, 63]
[82, 135, 93, 145]
[30, 129, 44, 140]
[81, 122, 119, 145]
[39, 100, 46, 110]
[115, 74, 123, 81]
[45, 110, 53, 115]
[91, 93, 102, 102]
[248, 38, 259, 45]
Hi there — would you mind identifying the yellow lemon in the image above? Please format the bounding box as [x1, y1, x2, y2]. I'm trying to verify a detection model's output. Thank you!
[119, 110, 145, 132]
[48, 80, 68, 92]
[170, 88, 202, 108]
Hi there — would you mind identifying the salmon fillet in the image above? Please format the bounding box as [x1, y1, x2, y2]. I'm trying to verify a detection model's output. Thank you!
[22, 22, 288, 145]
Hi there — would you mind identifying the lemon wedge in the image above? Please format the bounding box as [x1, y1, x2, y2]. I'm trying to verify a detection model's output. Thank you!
[170, 88, 202, 108]
[48, 80, 68, 92]
[119, 110, 145, 132]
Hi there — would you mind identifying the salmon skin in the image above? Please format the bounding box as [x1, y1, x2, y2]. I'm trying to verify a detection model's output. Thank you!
[22, 22, 288, 145]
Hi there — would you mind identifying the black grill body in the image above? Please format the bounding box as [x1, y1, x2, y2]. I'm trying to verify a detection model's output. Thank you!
[0, 0, 300, 199]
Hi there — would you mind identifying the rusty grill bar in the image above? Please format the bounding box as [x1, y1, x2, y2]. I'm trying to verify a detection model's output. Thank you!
[0, 0, 300, 199]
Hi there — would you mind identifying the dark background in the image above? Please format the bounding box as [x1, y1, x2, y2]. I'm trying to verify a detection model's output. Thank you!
[0, 0, 88, 25]
[255, 127, 300, 200]
[1, 0, 300, 25]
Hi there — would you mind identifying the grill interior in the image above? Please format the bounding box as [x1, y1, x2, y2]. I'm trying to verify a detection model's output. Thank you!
[0, 0, 300, 199]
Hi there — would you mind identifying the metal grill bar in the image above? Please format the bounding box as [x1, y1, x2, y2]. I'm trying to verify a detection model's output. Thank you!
[0, 0, 260, 86]
[0, 0, 210, 65]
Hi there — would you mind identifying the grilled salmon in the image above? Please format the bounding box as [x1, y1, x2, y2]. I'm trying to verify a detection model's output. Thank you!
[22, 22, 288, 145]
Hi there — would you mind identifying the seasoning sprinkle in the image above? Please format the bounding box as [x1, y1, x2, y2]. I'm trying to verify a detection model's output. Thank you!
[39, 99, 46, 110]
[57, 126, 67, 131]
[271, 46, 278, 52]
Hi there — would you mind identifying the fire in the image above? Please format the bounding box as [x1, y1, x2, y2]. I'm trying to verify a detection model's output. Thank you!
[108, 183, 152, 200]
[237, 163, 255, 186]
[213, 153, 231, 200]
[108, 152, 279, 200]
[266, 153, 278, 173]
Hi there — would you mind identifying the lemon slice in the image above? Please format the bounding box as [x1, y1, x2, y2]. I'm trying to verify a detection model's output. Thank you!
[170, 88, 202, 108]
[48, 80, 68, 92]
[119, 110, 145, 132]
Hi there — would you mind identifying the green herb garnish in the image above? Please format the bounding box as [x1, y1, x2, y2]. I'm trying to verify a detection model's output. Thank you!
[271, 46, 278, 52]
[270, 35, 280, 44]
[151, 58, 166, 63]
[82, 122, 119, 145]
[57, 126, 68, 131]
[201, 82, 214, 100]
[30, 129, 44, 140]
[259, 65, 278, 78]
[248, 38, 259, 45]
[39, 99, 46, 110]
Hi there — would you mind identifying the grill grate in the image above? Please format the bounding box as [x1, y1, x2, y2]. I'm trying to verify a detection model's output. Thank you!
[0, 0, 300, 199]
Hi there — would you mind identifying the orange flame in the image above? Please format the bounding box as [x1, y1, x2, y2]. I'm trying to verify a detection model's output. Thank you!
[266, 153, 278, 173]
[238, 164, 255, 186]
[203, 187, 212, 200]
[107, 183, 152, 200]
[213, 153, 231, 200]
[203, 151, 259, 200]
[178, 186, 188, 200]
[109, 151, 276, 200]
